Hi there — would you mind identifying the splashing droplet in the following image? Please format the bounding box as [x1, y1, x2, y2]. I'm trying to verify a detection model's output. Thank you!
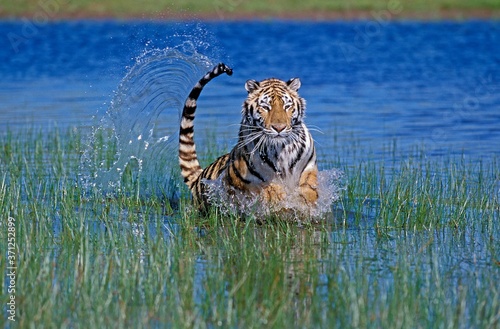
[204, 168, 346, 221]
[80, 39, 219, 200]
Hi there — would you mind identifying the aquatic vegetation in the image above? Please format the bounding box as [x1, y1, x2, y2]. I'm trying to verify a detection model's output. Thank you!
[1, 17, 499, 328]
[0, 128, 499, 328]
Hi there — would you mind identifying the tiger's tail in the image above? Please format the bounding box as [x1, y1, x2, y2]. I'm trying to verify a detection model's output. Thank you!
[179, 63, 233, 189]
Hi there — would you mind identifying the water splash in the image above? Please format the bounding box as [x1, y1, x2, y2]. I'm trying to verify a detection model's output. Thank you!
[78, 29, 346, 217]
[80, 40, 216, 198]
[204, 168, 346, 221]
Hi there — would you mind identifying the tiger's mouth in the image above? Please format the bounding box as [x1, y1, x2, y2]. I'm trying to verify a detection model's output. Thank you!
[263, 128, 291, 138]
[262, 122, 292, 137]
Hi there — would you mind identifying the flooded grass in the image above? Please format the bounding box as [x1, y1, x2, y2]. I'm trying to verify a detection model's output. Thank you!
[1, 128, 499, 328]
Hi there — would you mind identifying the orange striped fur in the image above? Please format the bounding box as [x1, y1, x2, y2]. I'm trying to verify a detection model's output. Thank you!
[179, 63, 318, 212]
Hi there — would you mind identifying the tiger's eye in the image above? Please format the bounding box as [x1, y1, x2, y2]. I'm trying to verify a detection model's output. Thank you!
[259, 101, 271, 111]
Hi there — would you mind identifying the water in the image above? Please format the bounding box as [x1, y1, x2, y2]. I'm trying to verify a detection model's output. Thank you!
[2, 20, 499, 211]
[78, 41, 217, 196]
[1, 21, 499, 165]
[1, 21, 499, 214]
[204, 169, 346, 219]
[2, 20, 500, 322]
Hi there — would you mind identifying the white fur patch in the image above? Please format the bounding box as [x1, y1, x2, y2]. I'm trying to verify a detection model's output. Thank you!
[185, 98, 197, 108]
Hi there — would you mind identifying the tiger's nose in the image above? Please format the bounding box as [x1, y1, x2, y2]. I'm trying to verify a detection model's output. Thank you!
[271, 124, 287, 133]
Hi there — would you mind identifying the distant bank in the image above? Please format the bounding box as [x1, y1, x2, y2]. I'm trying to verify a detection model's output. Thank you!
[1, 0, 499, 20]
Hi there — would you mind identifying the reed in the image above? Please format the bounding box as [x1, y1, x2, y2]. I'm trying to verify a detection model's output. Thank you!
[0, 128, 499, 328]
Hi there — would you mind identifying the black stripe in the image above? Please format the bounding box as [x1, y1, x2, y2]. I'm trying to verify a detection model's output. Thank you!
[180, 126, 194, 135]
[188, 87, 202, 100]
[183, 169, 198, 184]
[226, 166, 235, 186]
[204, 162, 218, 180]
[231, 161, 251, 184]
[289, 141, 305, 171]
[179, 151, 197, 161]
[260, 151, 277, 172]
[195, 180, 203, 199]
[215, 155, 230, 177]
[243, 140, 253, 154]
[260, 152, 277, 172]
[304, 147, 315, 167]
[204, 155, 229, 180]
[183, 106, 196, 116]
[179, 139, 195, 146]
[216, 164, 227, 178]
[180, 164, 198, 173]
[242, 154, 265, 182]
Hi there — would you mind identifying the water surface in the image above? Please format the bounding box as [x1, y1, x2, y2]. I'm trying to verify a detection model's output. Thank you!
[1, 20, 499, 164]
[1, 19, 499, 327]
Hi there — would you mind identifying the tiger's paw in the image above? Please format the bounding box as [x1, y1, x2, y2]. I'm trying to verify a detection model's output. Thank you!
[299, 169, 319, 205]
[261, 183, 286, 204]
[299, 186, 319, 205]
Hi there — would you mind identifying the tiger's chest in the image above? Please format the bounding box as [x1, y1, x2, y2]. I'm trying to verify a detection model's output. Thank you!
[257, 148, 304, 181]
[232, 131, 315, 190]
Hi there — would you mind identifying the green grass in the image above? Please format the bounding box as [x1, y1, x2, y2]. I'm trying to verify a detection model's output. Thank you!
[1, 128, 499, 328]
[1, 0, 500, 19]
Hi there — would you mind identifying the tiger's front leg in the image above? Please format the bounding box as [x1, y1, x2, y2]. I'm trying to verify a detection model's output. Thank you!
[261, 182, 287, 204]
[299, 168, 319, 205]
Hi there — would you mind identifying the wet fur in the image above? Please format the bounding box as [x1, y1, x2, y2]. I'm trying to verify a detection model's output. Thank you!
[179, 63, 318, 213]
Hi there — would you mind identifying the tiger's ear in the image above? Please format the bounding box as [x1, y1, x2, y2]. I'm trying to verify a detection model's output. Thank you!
[287, 78, 301, 91]
[245, 80, 260, 93]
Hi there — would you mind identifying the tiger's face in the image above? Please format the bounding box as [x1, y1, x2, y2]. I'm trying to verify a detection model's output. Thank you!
[243, 78, 306, 139]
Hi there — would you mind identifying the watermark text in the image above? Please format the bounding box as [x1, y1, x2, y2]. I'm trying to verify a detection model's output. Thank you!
[338, 0, 403, 63]
[6, 216, 17, 322]
[7, 0, 71, 53]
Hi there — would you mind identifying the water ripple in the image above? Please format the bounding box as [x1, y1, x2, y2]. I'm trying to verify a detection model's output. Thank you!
[80, 41, 215, 198]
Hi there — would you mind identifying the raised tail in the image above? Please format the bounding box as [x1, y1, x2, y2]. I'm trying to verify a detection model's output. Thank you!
[179, 63, 233, 189]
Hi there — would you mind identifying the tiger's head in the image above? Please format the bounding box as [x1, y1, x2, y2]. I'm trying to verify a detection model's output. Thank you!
[242, 78, 306, 139]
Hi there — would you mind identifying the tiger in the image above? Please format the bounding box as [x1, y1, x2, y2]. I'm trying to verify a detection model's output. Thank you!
[179, 63, 318, 216]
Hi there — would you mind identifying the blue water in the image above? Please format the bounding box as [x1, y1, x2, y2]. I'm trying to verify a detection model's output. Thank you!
[1, 20, 499, 166]
[1, 20, 499, 327]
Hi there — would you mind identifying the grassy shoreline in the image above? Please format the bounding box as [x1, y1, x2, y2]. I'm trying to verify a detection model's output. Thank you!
[1, 0, 500, 20]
